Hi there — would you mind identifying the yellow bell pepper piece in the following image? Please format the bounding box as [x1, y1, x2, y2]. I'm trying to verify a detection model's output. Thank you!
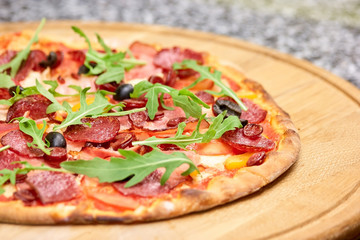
[224, 153, 253, 170]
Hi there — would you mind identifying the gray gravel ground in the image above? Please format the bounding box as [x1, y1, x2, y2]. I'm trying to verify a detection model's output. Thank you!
[0, 0, 359, 88]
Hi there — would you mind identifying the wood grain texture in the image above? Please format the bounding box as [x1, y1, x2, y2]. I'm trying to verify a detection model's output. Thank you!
[0, 21, 359, 240]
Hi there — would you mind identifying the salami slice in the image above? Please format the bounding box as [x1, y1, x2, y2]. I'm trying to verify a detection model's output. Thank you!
[44, 147, 68, 168]
[1, 130, 44, 158]
[0, 149, 21, 170]
[153, 47, 204, 70]
[26, 171, 80, 204]
[241, 98, 267, 123]
[222, 128, 275, 152]
[0, 88, 11, 100]
[63, 117, 120, 143]
[6, 94, 51, 122]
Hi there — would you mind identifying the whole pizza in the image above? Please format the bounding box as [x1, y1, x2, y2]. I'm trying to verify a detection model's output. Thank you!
[0, 19, 300, 224]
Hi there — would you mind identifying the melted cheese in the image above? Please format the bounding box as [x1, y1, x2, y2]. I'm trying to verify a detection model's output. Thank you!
[198, 155, 230, 170]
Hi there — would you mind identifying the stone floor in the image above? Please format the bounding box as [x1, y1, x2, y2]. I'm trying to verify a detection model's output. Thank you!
[0, 0, 359, 88]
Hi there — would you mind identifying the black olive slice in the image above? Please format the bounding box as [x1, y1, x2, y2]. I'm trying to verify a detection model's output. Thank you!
[212, 99, 242, 118]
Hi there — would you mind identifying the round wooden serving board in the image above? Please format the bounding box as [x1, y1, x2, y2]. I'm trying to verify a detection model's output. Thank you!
[0, 21, 359, 240]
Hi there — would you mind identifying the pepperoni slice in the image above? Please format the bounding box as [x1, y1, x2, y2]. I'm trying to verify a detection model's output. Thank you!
[14, 50, 47, 84]
[1, 130, 44, 157]
[63, 117, 120, 143]
[6, 94, 51, 122]
[26, 172, 80, 204]
[110, 132, 135, 151]
[0, 88, 11, 100]
[241, 98, 267, 123]
[0, 149, 21, 170]
[44, 147, 68, 168]
[153, 47, 204, 70]
[129, 111, 148, 128]
[112, 169, 186, 198]
[222, 128, 275, 152]
[195, 91, 214, 104]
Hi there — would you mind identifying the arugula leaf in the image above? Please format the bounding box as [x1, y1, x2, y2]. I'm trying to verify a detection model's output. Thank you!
[131, 81, 209, 120]
[0, 161, 68, 195]
[16, 117, 50, 155]
[61, 149, 198, 188]
[0, 74, 15, 88]
[36, 80, 64, 113]
[133, 112, 241, 149]
[0, 18, 46, 77]
[72, 27, 146, 85]
[53, 88, 110, 130]
[173, 60, 248, 111]
[0, 145, 10, 153]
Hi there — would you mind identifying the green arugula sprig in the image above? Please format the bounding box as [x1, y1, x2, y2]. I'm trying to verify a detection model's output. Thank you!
[131, 80, 209, 120]
[133, 111, 242, 149]
[61, 149, 198, 188]
[0, 74, 16, 88]
[52, 87, 144, 130]
[0, 18, 46, 77]
[72, 27, 146, 85]
[173, 59, 248, 111]
[0, 161, 68, 194]
[16, 117, 50, 155]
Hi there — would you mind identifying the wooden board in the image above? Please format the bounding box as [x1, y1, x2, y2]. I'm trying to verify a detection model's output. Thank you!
[0, 21, 359, 240]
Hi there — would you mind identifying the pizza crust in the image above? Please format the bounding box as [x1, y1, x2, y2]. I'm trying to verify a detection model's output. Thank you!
[0, 32, 300, 224]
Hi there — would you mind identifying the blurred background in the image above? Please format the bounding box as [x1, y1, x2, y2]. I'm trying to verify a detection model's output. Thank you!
[0, 0, 359, 88]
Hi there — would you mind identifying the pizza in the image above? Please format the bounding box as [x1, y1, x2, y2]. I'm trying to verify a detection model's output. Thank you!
[0, 20, 300, 224]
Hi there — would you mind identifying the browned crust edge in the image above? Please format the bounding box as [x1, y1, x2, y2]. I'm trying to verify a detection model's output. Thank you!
[0, 34, 300, 225]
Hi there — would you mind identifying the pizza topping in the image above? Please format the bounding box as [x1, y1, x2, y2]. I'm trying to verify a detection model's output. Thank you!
[26, 171, 79, 204]
[0, 19, 45, 78]
[45, 132, 67, 148]
[148, 75, 165, 84]
[166, 117, 187, 128]
[43, 147, 68, 168]
[110, 132, 135, 150]
[117, 115, 133, 131]
[153, 47, 203, 70]
[72, 27, 146, 85]
[1, 130, 44, 157]
[61, 149, 198, 188]
[113, 84, 134, 101]
[241, 98, 267, 123]
[222, 128, 275, 152]
[8, 85, 24, 97]
[246, 152, 266, 166]
[243, 123, 263, 138]
[14, 50, 47, 84]
[131, 81, 209, 120]
[63, 117, 120, 143]
[212, 98, 242, 118]
[6, 94, 51, 122]
[39, 51, 59, 69]
[134, 112, 242, 149]
[174, 60, 247, 111]
[122, 98, 147, 110]
[17, 117, 50, 155]
[112, 169, 186, 197]
[129, 111, 148, 128]
[0, 149, 21, 170]
[195, 91, 214, 104]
